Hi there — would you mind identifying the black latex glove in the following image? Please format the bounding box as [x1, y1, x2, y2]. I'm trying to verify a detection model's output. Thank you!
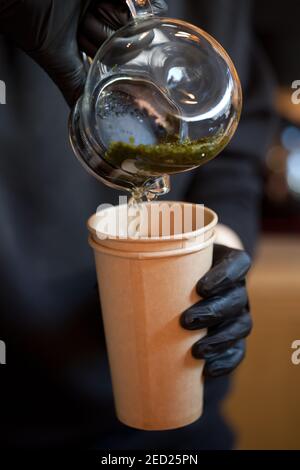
[180, 245, 252, 378]
[0, 0, 167, 106]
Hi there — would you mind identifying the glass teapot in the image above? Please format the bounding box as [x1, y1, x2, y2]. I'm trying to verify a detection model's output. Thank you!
[69, 0, 242, 199]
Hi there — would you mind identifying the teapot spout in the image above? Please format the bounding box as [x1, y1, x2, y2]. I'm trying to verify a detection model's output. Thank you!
[143, 175, 171, 199]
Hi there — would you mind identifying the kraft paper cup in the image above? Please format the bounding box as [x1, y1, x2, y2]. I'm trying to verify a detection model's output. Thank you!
[87, 201, 218, 430]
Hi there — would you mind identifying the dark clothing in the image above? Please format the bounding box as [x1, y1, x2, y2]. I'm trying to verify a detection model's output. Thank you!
[0, 1, 275, 449]
[254, 0, 300, 86]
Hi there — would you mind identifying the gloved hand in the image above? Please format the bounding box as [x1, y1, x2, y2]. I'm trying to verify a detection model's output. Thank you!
[180, 245, 252, 377]
[0, 0, 167, 106]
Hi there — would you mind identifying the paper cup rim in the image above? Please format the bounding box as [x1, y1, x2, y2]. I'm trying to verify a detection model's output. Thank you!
[88, 231, 216, 260]
[87, 202, 218, 243]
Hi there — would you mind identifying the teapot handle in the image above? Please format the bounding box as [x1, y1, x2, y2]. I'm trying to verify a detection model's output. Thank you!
[82, 0, 154, 69]
[126, 0, 154, 18]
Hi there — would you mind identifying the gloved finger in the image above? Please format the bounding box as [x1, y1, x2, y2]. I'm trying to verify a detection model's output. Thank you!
[191, 310, 252, 359]
[197, 245, 252, 297]
[58, 61, 86, 107]
[78, 32, 98, 57]
[81, 13, 154, 63]
[203, 339, 246, 377]
[81, 11, 115, 49]
[80, 6, 156, 65]
[79, 0, 130, 58]
[91, 0, 130, 30]
[180, 284, 248, 330]
[37, 39, 87, 108]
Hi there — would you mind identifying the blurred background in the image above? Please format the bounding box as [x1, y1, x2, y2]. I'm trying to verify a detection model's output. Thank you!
[223, 0, 300, 448]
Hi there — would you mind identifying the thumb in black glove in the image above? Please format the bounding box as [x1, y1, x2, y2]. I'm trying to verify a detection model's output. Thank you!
[0, 0, 167, 106]
[180, 245, 253, 377]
